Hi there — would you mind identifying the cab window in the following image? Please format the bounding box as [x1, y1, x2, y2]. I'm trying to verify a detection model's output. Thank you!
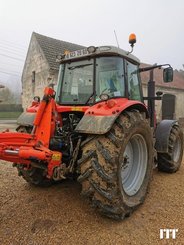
[96, 57, 125, 101]
[127, 61, 142, 101]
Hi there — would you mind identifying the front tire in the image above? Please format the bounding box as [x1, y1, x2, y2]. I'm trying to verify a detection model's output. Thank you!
[16, 165, 53, 187]
[14, 126, 53, 187]
[157, 124, 183, 173]
[78, 111, 153, 220]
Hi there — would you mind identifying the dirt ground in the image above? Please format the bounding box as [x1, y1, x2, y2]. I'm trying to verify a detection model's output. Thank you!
[0, 123, 184, 245]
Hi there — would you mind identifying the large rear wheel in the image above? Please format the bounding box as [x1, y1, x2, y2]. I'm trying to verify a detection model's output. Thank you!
[78, 111, 153, 220]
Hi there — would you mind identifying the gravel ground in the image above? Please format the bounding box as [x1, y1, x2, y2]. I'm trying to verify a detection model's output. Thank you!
[0, 123, 184, 245]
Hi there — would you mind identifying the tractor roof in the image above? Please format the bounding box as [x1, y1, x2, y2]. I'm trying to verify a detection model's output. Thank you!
[60, 45, 140, 64]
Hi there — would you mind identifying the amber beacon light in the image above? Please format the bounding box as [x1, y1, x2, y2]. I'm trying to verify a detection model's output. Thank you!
[129, 33, 136, 47]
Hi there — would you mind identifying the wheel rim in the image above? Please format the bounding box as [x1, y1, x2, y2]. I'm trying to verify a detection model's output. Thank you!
[121, 134, 148, 196]
[172, 136, 182, 162]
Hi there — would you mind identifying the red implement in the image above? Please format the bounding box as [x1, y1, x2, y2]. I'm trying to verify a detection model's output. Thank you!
[0, 87, 62, 178]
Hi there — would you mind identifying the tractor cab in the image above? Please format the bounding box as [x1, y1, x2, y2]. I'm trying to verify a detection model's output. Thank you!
[55, 45, 143, 106]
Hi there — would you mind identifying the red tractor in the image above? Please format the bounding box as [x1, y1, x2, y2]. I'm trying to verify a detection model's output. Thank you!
[0, 35, 183, 220]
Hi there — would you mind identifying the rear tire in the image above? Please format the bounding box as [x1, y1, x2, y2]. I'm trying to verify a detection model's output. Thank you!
[78, 111, 153, 220]
[157, 124, 183, 173]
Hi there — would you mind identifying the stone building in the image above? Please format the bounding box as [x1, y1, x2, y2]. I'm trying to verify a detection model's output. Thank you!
[22, 32, 184, 123]
[141, 66, 184, 121]
[21, 32, 84, 109]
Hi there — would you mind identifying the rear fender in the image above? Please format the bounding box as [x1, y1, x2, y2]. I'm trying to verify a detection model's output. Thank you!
[17, 102, 39, 127]
[17, 112, 36, 127]
[155, 120, 178, 153]
[75, 98, 148, 134]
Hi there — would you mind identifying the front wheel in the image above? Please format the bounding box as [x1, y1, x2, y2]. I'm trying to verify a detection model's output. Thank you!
[16, 165, 53, 187]
[157, 124, 183, 173]
[14, 126, 53, 187]
[78, 111, 153, 220]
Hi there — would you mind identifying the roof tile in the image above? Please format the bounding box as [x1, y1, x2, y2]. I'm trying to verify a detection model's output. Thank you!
[33, 32, 84, 70]
[140, 63, 184, 90]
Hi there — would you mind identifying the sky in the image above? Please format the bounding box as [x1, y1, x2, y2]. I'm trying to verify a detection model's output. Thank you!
[0, 0, 184, 88]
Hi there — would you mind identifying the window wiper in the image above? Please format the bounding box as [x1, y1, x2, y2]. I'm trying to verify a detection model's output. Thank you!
[68, 63, 92, 70]
[85, 92, 94, 104]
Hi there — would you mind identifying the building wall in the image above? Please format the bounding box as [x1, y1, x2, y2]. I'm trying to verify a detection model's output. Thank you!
[142, 83, 184, 121]
[22, 35, 58, 110]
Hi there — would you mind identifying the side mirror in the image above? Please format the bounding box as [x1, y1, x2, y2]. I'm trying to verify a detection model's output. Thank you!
[163, 67, 173, 83]
[156, 91, 163, 97]
[33, 96, 40, 102]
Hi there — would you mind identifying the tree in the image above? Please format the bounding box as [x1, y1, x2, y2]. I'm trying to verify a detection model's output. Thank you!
[0, 86, 17, 104]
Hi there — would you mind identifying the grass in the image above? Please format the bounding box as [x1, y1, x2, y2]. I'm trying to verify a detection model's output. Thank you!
[0, 111, 22, 119]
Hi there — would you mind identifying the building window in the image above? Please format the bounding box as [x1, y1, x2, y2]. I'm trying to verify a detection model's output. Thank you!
[32, 71, 35, 83]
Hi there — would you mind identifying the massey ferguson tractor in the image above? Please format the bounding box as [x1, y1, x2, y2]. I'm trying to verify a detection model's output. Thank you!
[0, 34, 183, 220]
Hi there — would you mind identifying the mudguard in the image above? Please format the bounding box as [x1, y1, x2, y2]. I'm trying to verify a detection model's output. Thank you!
[75, 98, 148, 134]
[17, 100, 40, 127]
[155, 119, 178, 153]
[75, 114, 117, 134]
[17, 112, 36, 127]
